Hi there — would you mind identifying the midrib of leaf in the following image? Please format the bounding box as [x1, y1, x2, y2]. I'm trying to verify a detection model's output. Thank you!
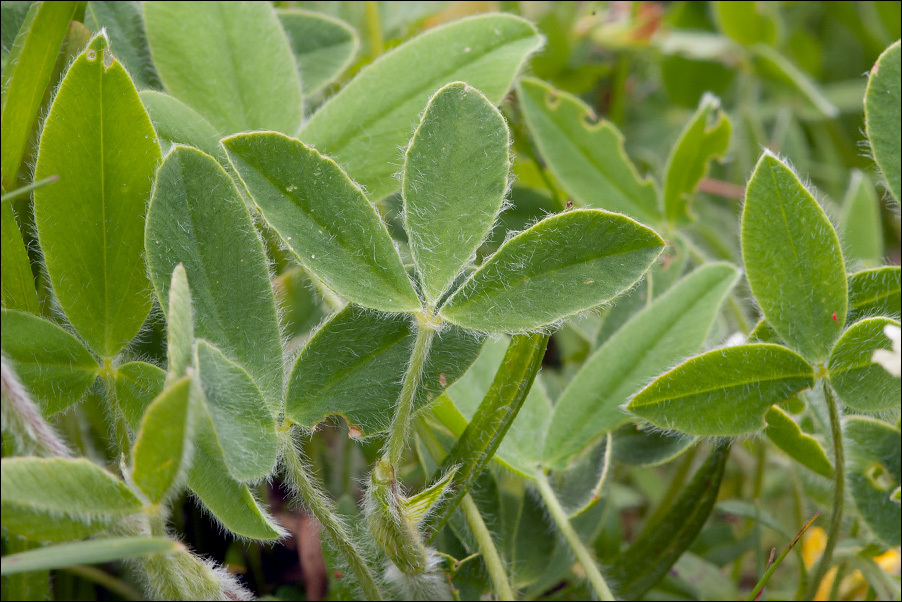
[236, 150, 412, 301]
[215, 1, 250, 131]
[450, 231, 656, 309]
[304, 21, 536, 153]
[851, 289, 897, 310]
[631, 367, 813, 406]
[555, 279, 724, 455]
[98, 58, 111, 358]
[300, 323, 408, 394]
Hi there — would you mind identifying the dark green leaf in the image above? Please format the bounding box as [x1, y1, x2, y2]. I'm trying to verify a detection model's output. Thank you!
[139, 90, 224, 160]
[83, 1, 160, 89]
[441, 209, 665, 332]
[277, 8, 358, 96]
[764, 405, 833, 478]
[828, 317, 901, 412]
[111, 361, 165, 430]
[0, 200, 39, 313]
[845, 417, 901, 547]
[864, 40, 901, 201]
[848, 266, 901, 322]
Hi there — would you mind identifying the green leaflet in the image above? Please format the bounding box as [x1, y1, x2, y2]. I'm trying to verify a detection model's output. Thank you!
[111, 361, 165, 430]
[145, 145, 283, 414]
[608, 442, 730, 600]
[139, 547, 224, 600]
[166, 264, 193, 383]
[300, 14, 542, 201]
[0, 1, 81, 191]
[131, 376, 198, 504]
[403, 467, 458, 525]
[865, 40, 901, 201]
[441, 209, 665, 332]
[848, 266, 901, 322]
[84, 1, 160, 90]
[716, 500, 791, 538]
[0, 535, 49, 602]
[516, 77, 660, 223]
[285, 305, 484, 435]
[1, 200, 39, 313]
[627, 344, 815, 436]
[841, 170, 884, 266]
[403, 82, 509, 305]
[545, 263, 739, 467]
[1, 537, 176, 576]
[431, 336, 553, 477]
[663, 93, 732, 224]
[611, 424, 697, 467]
[0, 309, 98, 415]
[222, 132, 420, 313]
[844, 417, 901, 547]
[741, 152, 847, 362]
[187, 412, 284, 540]
[139, 91, 224, 160]
[143, 1, 302, 134]
[828, 317, 901, 413]
[33, 33, 161, 359]
[711, 1, 776, 46]
[277, 8, 358, 96]
[424, 333, 549, 539]
[194, 340, 278, 482]
[764, 406, 833, 478]
[749, 319, 782, 344]
[0, 457, 143, 542]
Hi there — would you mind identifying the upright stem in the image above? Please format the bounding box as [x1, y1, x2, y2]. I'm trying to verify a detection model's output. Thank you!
[415, 419, 515, 600]
[364, 1, 383, 58]
[535, 471, 615, 601]
[280, 429, 383, 601]
[804, 383, 845, 600]
[384, 319, 436, 468]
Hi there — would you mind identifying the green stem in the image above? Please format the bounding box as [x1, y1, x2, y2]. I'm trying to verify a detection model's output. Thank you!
[535, 471, 615, 602]
[746, 512, 820, 601]
[64, 565, 144, 601]
[415, 419, 515, 599]
[0, 175, 59, 203]
[101, 362, 131, 460]
[280, 429, 383, 601]
[460, 495, 515, 601]
[384, 319, 436, 468]
[804, 384, 845, 600]
[364, 1, 383, 58]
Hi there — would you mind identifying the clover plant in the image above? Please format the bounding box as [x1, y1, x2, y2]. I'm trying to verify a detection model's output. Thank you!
[1, 2, 900, 601]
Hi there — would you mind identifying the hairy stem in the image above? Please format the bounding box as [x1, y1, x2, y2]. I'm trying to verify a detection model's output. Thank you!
[280, 429, 383, 600]
[804, 383, 845, 600]
[415, 419, 515, 599]
[384, 319, 436, 468]
[535, 471, 614, 602]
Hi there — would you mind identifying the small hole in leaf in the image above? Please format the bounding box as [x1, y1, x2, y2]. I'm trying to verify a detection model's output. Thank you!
[582, 111, 600, 128]
[866, 462, 894, 491]
[544, 90, 560, 109]
[86, 49, 97, 61]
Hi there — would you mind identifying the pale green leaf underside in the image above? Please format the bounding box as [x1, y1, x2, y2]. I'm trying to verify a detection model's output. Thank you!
[285, 305, 484, 435]
[517, 77, 660, 223]
[195, 340, 278, 482]
[403, 82, 509, 305]
[34, 34, 161, 359]
[841, 170, 884, 266]
[1, 1, 80, 191]
[131, 376, 196, 504]
[848, 266, 901, 323]
[441, 209, 665, 332]
[144, 0, 302, 135]
[166, 264, 194, 382]
[544, 262, 739, 468]
[277, 8, 358, 96]
[627, 344, 815, 436]
[844, 417, 901, 547]
[0, 309, 98, 416]
[1, 457, 143, 542]
[664, 92, 731, 224]
[763, 406, 833, 478]
[828, 317, 901, 413]
[611, 425, 697, 467]
[139, 91, 225, 161]
[865, 40, 901, 201]
[741, 152, 847, 362]
[300, 13, 542, 201]
[0, 537, 176, 576]
[145, 145, 283, 414]
[187, 412, 284, 540]
[223, 132, 420, 313]
[1, 200, 39, 313]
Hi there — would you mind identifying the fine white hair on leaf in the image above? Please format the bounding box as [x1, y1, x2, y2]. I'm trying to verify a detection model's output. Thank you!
[1, 355, 73, 458]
